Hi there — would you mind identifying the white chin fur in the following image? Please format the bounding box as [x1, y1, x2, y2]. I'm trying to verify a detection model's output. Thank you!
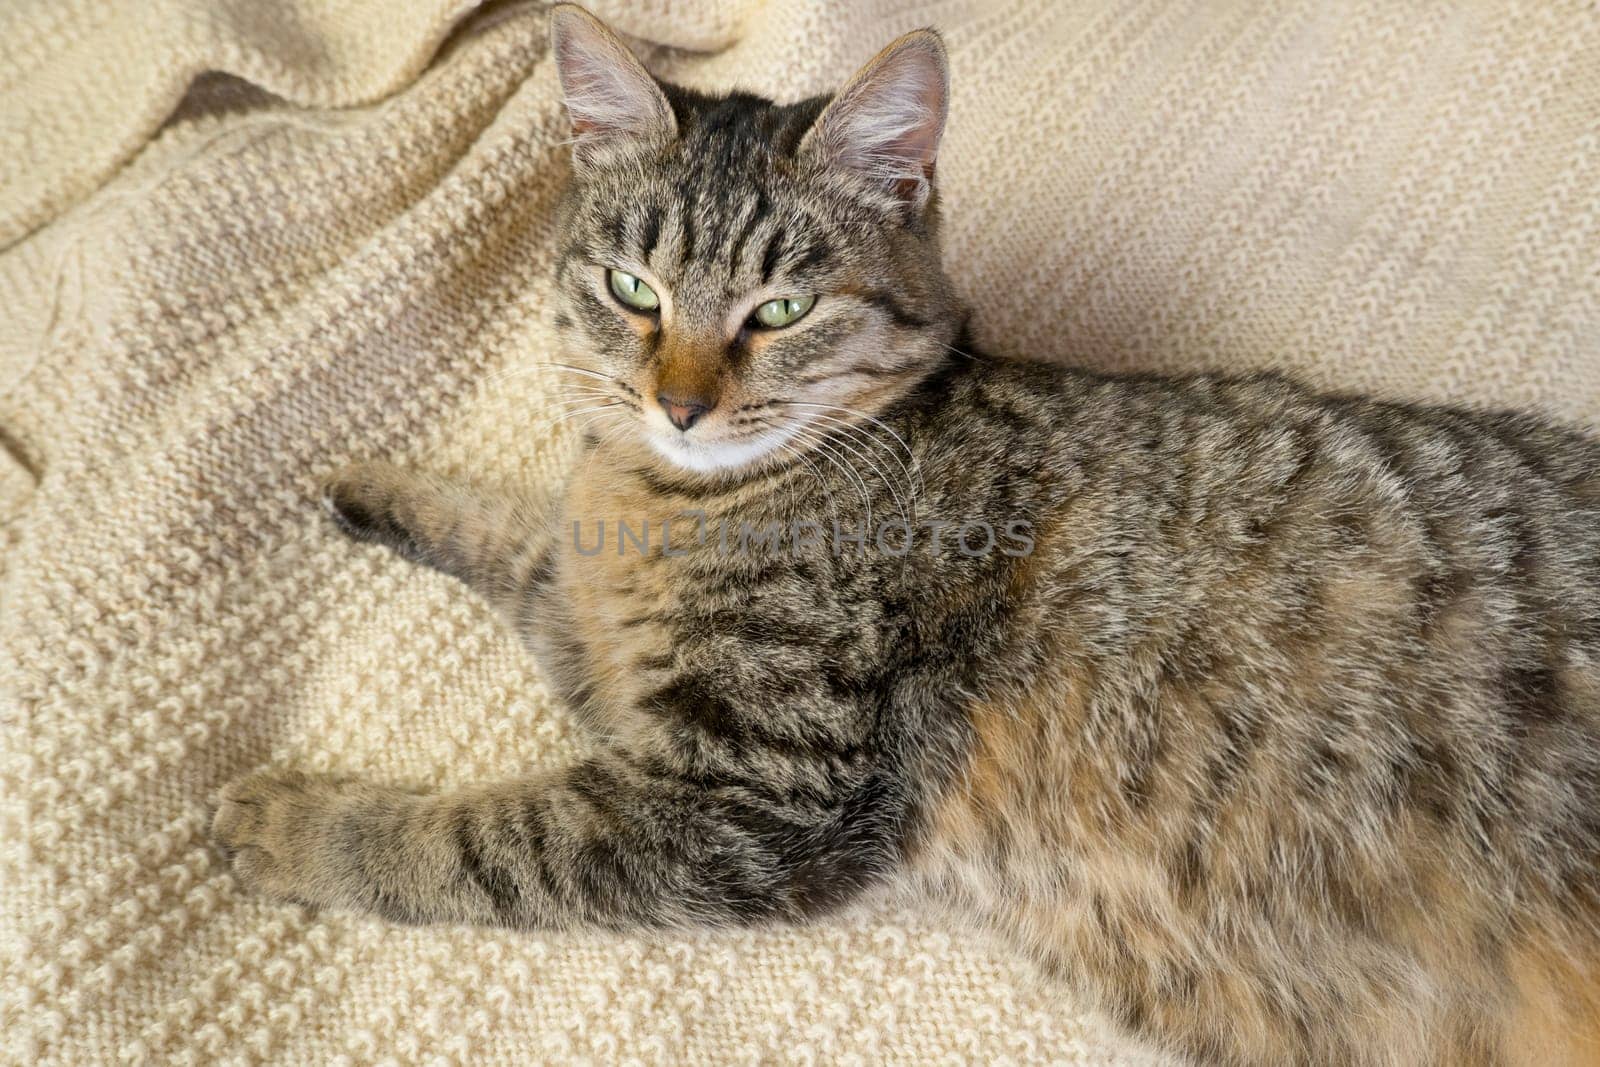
[646, 430, 787, 473]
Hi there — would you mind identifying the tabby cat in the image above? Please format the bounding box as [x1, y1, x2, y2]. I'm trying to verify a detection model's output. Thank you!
[213, 5, 1600, 1063]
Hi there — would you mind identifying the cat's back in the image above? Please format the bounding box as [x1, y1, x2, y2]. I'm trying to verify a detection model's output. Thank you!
[915, 361, 1600, 1065]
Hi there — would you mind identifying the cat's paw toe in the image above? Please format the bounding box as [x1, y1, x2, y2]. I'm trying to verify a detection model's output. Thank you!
[322, 482, 376, 539]
[321, 464, 411, 547]
[213, 770, 341, 904]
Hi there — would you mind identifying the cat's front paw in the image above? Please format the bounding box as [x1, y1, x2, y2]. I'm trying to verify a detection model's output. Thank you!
[321, 462, 415, 548]
[213, 769, 354, 907]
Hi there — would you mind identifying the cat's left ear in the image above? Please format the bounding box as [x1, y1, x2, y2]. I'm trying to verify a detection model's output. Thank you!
[800, 29, 949, 211]
[549, 4, 677, 168]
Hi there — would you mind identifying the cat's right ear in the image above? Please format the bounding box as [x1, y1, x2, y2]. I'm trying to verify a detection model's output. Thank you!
[549, 4, 677, 168]
[799, 29, 949, 212]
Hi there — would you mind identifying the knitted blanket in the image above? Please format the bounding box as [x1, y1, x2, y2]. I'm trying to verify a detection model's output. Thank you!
[2, 1, 1596, 1062]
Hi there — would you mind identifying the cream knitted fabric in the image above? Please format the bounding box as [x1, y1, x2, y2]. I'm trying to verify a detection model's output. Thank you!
[2, 1, 1597, 1063]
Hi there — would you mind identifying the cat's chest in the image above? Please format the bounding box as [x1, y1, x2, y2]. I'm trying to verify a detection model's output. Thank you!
[551, 477, 687, 707]
[548, 461, 903, 736]
[551, 469, 790, 721]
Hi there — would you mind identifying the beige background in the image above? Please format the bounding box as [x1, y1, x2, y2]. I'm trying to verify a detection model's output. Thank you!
[2, 0, 1597, 1062]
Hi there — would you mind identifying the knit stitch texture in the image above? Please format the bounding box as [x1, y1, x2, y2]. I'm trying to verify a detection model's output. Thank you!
[1, 1, 1597, 1063]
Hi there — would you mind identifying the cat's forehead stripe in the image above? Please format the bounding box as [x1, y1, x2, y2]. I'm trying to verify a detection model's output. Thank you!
[725, 190, 769, 275]
[592, 183, 839, 289]
[675, 193, 697, 265]
[639, 206, 663, 260]
[759, 227, 788, 284]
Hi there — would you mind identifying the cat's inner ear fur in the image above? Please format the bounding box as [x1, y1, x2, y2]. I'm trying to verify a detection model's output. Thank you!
[549, 4, 676, 166]
[800, 29, 950, 209]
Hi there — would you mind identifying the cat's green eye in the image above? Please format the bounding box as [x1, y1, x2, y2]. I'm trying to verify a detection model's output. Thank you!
[751, 295, 816, 329]
[608, 269, 660, 312]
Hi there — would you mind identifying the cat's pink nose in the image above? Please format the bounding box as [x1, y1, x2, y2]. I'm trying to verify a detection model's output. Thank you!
[658, 393, 712, 432]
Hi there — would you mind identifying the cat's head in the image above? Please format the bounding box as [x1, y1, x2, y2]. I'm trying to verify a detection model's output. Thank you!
[547, 4, 959, 474]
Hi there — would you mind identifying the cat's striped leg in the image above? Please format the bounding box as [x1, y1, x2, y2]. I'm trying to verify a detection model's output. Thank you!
[212, 744, 901, 929]
[322, 462, 556, 620]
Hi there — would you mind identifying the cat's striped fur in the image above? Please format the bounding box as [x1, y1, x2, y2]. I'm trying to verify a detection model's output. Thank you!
[215, 6, 1600, 1063]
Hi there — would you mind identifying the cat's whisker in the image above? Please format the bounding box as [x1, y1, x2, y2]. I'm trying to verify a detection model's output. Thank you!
[555, 390, 630, 410]
[794, 414, 910, 531]
[769, 436, 841, 534]
[936, 340, 982, 362]
[488, 362, 618, 387]
[555, 412, 621, 431]
[794, 439, 870, 532]
[530, 394, 632, 425]
[786, 403, 920, 489]
[785, 400, 918, 460]
[561, 410, 624, 442]
[544, 362, 618, 382]
[784, 409, 916, 526]
[776, 401, 923, 498]
[820, 411, 921, 495]
[485, 365, 542, 386]
[591, 411, 630, 439]
[555, 402, 628, 427]
[572, 413, 633, 481]
[781, 417, 920, 527]
[786, 422, 873, 529]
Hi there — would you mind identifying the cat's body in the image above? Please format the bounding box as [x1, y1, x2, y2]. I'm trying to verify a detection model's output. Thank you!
[213, 7, 1600, 1064]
